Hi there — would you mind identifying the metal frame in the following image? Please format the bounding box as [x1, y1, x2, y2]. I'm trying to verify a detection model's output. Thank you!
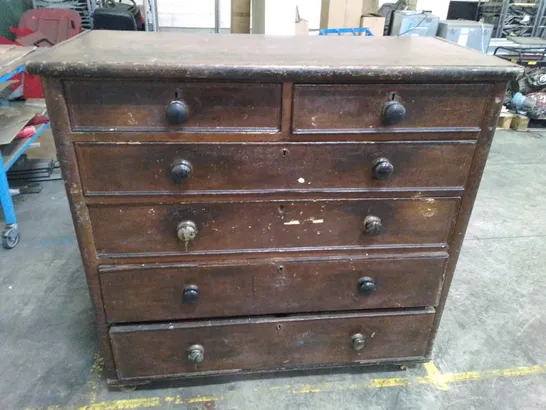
[0, 65, 51, 249]
[477, 0, 545, 38]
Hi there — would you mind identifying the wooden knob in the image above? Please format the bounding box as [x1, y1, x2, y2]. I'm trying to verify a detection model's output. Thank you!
[187, 344, 204, 363]
[350, 333, 366, 351]
[358, 277, 376, 295]
[182, 285, 200, 304]
[166, 100, 189, 125]
[169, 160, 192, 184]
[363, 215, 383, 235]
[382, 101, 406, 125]
[372, 157, 394, 180]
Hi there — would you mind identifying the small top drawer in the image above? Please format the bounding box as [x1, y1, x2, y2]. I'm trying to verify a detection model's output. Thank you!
[64, 80, 282, 132]
[292, 83, 491, 133]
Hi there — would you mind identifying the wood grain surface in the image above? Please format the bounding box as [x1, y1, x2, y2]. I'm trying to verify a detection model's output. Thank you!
[65, 80, 281, 132]
[110, 309, 435, 379]
[76, 142, 475, 195]
[88, 198, 459, 257]
[293, 84, 490, 132]
[100, 254, 446, 322]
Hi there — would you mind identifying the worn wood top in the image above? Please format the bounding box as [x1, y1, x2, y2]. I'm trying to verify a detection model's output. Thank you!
[27, 30, 522, 82]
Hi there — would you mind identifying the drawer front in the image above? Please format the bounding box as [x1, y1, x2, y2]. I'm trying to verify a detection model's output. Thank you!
[77, 142, 475, 194]
[110, 310, 435, 378]
[64, 80, 282, 132]
[293, 84, 491, 132]
[89, 198, 458, 257]
[101, 255, 446, 323]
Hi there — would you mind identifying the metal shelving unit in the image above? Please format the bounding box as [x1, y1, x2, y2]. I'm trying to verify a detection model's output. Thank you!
[534, 0, 546, 36]
[477, 0, 544, 38]
[0, 46, 50, 249]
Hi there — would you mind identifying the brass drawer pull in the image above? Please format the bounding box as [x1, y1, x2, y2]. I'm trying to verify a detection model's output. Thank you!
[177, 220, 198, 243]
[187, 344, 205, 363]
[350, 333, 366, 351]
[362, 215, 383, 235]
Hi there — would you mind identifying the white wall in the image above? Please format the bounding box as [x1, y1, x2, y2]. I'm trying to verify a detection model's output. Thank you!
[156, 0, 321, 30]
[155, 0, 457, 31]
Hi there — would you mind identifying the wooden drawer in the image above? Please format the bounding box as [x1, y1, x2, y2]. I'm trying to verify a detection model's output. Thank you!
[64, 80, 282, 132]
[292, 84, 491, 133]
[88, 198, 458, 257]
[76, 142, 475, 195]
[101, 255, 446, 323]
[110, 309, 435, 379]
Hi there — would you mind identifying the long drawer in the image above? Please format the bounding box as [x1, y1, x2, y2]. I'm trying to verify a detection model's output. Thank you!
[88, 198, 459, 257]
[292, 83, 490, 132]
[110, 309, 435, 379]
[100, 255, 446, 323]
[64, 80, 282, 132]
[76, 142, 475, 195]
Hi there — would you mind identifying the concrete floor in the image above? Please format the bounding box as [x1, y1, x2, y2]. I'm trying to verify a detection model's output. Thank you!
[1, 130, 545, 410]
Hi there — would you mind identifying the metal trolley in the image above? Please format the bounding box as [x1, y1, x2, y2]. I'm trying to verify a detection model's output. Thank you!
[0, 47, 50, 249]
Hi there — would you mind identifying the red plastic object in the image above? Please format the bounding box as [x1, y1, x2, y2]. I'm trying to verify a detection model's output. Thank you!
[23, 74, 44, 99]
[15, 9, 82, 45]
[15, 126, 37, 140]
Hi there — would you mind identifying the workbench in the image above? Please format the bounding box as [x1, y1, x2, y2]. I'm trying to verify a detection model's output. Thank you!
[0, 45, 50, 249]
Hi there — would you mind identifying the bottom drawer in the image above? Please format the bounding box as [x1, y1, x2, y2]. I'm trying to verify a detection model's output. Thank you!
[110, 309, 435, 379]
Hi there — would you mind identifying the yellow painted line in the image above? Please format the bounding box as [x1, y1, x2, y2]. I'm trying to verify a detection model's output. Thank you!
[85, 354, 105, 406]
[442, 364, 546, 383]
[29, 362, 546, 410]
[187, 395, 219, 403]
[79, 398, 161, 410]
[368, 377, 412, 388]
[423, 361, 449, 391]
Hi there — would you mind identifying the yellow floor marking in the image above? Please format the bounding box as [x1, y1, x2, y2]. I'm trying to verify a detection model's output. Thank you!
[423, 361, 449, 391]
[30, 362, 546, 410]
[86, 354, 105, 405]
[368, 377, 412, 388]
[79, 397, 161, 410]
[187, 395, 219, 403]
[442, 364, 546, 383]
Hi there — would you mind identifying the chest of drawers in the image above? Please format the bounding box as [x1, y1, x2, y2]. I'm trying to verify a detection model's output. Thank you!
[28, 31, 520, 388]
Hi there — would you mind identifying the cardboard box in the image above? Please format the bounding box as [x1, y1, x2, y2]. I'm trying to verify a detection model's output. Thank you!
[511, 114, 530, 131]
[498, 112, 515, 130]
[360, 14, 385, 36]
[320, 0, 364, 29]
[362, 0, 379, 14]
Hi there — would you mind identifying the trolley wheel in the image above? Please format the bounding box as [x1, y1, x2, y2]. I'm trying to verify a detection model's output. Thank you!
[2, 225, 20, 249]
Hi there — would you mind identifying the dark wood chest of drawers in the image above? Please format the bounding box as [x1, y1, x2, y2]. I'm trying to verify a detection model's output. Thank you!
[28, 31, 521, 388]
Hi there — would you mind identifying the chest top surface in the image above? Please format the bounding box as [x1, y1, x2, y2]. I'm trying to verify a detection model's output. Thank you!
[27, 30, 521, 82]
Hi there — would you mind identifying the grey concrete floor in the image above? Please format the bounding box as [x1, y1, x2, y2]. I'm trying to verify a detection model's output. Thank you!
[0, 130, 545, 409]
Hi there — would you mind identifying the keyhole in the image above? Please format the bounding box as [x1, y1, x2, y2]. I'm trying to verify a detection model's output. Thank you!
[282, 148, 288, 157]
[278, 265, 284, 273]
[276, 324, 283, 330]
[174, 89, 181, 99]
[278, 205, 285, 214]
[390, 92, 397, 101]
